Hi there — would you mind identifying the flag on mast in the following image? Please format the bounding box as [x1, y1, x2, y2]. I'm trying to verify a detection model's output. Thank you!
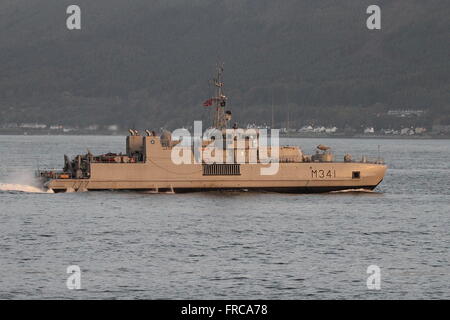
[203, 99, 213, 107]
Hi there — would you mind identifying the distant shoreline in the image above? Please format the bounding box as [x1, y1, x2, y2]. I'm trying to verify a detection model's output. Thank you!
[0, 129, 449, 139]
[281, 134, 450, 140]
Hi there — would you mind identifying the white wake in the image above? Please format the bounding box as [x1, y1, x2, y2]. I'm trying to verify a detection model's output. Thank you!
[330, 188, 375, 193]
[0, 183, 53, 193]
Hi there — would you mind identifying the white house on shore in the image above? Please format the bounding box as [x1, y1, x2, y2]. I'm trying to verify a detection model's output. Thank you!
[364, 127, 375, 134]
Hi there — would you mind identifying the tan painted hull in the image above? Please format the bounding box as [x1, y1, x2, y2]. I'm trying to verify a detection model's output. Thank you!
[46, 161, 387, 193]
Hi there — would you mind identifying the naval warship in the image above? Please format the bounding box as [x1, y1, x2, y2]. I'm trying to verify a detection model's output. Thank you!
[37, 66, 387, 193]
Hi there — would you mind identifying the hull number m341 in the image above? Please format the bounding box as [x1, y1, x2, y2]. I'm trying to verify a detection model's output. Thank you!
[311, 169, 336, 179]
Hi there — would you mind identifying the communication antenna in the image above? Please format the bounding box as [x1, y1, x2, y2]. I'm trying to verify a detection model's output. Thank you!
[271, 87, 274, 129]
[377, 144, 381, 162]
[285, 86, 289, 132]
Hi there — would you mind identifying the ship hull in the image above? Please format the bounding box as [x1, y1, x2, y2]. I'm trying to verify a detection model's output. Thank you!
[44, 162, 387, 194]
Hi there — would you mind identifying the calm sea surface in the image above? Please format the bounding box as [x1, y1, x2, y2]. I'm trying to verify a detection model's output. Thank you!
[0, 135, 449, 299]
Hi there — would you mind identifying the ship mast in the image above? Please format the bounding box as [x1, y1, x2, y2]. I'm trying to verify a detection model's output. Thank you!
[212, 63, 228, 130]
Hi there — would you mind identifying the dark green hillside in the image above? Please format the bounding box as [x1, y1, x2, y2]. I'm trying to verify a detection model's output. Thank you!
[0, 0, 449, 130]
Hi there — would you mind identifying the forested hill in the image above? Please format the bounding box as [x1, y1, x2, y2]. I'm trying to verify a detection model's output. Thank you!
[0, 0, 449, 130]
